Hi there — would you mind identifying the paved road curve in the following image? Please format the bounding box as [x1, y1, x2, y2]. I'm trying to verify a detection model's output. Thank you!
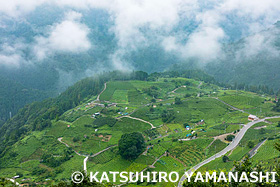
[178, 116, 280, 187]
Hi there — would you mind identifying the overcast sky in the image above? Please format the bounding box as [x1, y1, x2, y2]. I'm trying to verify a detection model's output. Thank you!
[0, 0, 279, 69]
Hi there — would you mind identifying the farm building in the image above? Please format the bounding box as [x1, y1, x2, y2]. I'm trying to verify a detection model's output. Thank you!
[12, 175, 19, 179]
[248, 114, 258, 121]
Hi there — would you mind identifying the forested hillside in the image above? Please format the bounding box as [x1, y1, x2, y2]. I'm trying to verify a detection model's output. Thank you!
[0, 76, 53, 128]
[205, 21, 280, 90]
[0, 77, 104, 155]
[0, 71, 148, 155]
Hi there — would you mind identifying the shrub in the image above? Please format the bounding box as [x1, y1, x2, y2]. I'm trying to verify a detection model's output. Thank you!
[225, 135, 235, 141]
[93, 117, 117, 127]
[259, 128, 265, 134]
[222, 155, 229, 163]
[184, 94, 191, 98]
[175, 97, 182, 105]
[247, 141, 254, 148]
[73, 137, 80, 142]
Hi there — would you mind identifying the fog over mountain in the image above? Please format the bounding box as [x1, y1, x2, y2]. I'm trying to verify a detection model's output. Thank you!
[0, 0, 279, 125]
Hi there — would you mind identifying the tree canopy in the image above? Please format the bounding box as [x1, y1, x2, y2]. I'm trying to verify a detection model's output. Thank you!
[118, 132, 146, 160]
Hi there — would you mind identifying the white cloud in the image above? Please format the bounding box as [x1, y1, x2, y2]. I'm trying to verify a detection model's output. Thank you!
[0, 42, 27, 67]
[161, 0, 280, 62]
[108, 0, 185, 49]
[105, 0, 198, 69]
[162, 36, 179, 52]
[0, 0, 280, 67]
[185, 26, 225, 61]
[0, 0, 46, 18]
[110, 50, 133, 72]
[33, 11, 91, 60]
[0, 0, 113, 19]
[236, 29, 280, 60]
[221, 0, 280, 20]
[0, 53, 22, 67]
[160, 8, 225, 62]
[185, 8, 225, 61]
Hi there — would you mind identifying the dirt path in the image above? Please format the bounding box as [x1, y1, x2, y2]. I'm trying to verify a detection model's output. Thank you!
[197, 81, 203, 97]
[229, 139, 268, 172]
[214, 97, 249, 114]
[170, 85, 186, 94]
[6, 178, 19, 186]
[89, 145, 117, 157]
[58, 137, 117, 174]
[204, 138, 216, 150]
[57, 137, 87, 157]
[118, 115, 156, 129]
[58, 137, 117, 157]
[96, 82, 107, 101]
[197, 81, 202, 89]
[249, 139, 267, 158]
[84, 156, 89, 174]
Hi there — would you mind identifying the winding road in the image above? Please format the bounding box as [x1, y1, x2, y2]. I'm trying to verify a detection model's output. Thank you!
[170, 85, 186, 94]
[58, 137, 88, 157]
[58, 137, 117, 174]
[178, 115, 280, 187]
[96, 82, 107, 101]
[118, 115, 156, 129]
[58, 81, 279, 186]
[6, 178, 19, 186]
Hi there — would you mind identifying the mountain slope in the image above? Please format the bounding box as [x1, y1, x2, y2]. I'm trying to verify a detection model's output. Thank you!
[0, 76, 54, 128]
[205, 21, 280, 90]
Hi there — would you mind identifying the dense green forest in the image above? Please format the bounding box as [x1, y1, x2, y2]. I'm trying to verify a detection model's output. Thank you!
[168, 65, 278, 96]
[0, 76, 54, 128]
[0, 76, 104, 155]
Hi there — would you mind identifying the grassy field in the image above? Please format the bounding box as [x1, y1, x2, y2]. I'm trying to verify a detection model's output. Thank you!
[112, 90, 129, 103]
[100, 81, 135, 101]
[147, 138, 215, 169]
[251, 139, 280, 167]
[216, 91, 279, 117]
[199, 145, 251, 172]
[153, 156, 185, 172]
[219, 94, 265, 109]
[206, 139, 227, 156]
[128, 89, 148, 105]
[1, 77, 280, 185]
